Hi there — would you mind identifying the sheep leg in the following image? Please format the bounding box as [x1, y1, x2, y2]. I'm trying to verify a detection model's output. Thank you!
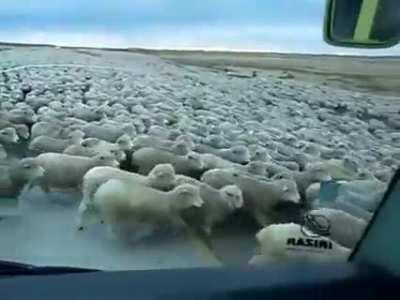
[39, 180, 51, 193]
[252, 210, 269, 227]
[169, 217, 187, 236]
[202, 218, 214, 236]
[202, 225, 212, 237]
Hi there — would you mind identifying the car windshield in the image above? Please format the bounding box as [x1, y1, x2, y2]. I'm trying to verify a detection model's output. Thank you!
[0, 0, 399, 271]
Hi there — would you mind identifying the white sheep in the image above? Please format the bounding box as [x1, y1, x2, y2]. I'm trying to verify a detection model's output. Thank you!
[147, 125, 170, 138]
[0, 127, 19, 145]
[131, 135, 165, 150]
[306, 159, 360, 181]
[174, 174, 202, 186]
[0, 119, 29, 139]
[373, 167, 394, 183]
[278, 161, 300, 171]
[249, 223, 351, 266]
[77, 135, 133, 161]
[250, 147, 272, 162]
[0, 158, 45, 197]
[82, 163, 176, 204]
[197, 145, 251, 164]
[92, 179, 203, 242]
[305, 183, 321, 208]
[273, 168, 332, 201]
[35, 152, 119, 192]
[198, 134, 230, 149]
[31, 121, 67, 139]
[237, 161, 269, 177]
[182, 183, 243, 235]
[263, 162, 291, 177]
[309, 208, 367, 249]
[131, 147, 204, 177]
[334, 196, 373, 222]
[201, 168, 300, 226]
[199, 153, 235, 170]
[28, 130, 85, 154]
[336, 177, 386, 196]
[79, 122, 136, 143]
[7, 107, 37, 124]
[63, 143, 100, 157]
[70, 103, 106, 122]
[132, 134, 192, 155]
[77, 164, 176, 229]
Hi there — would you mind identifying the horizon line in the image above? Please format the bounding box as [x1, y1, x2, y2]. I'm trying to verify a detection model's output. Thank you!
[1, 40, 399, 58]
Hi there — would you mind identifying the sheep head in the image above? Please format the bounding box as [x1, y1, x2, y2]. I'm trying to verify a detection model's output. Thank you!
[92, 153, 119, 168]
[186, 152, 204, 170]
[148, 163, 176, 190]
[171, 141, 190, 156]
[172, 184, 203, 210]
[0, 127, 19, 144]
[231, 145, 251, 164]
[278, 180, 301, 203]
[221, 185, 243, 209]
[11, 158, 45, 187]
[81, 138, 101, 148]
[116, 134, 133, 151]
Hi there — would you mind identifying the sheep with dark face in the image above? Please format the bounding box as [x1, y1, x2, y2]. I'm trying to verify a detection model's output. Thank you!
[0, 158, 45, 197]
[92, 180, 203, 242]
[182, 183, 243, 236]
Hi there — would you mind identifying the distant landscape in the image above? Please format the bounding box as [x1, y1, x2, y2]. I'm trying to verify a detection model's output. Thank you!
[1, 41, 400, 97]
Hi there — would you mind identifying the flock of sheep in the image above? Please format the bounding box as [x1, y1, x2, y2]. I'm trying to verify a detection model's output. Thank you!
[0, 49, 399, 266]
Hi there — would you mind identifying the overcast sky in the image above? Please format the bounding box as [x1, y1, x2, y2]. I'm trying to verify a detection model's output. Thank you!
[0, 0, 399, 55]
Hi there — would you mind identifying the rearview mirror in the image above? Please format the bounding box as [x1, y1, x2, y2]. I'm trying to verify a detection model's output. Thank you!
[324, 0, 400, 48]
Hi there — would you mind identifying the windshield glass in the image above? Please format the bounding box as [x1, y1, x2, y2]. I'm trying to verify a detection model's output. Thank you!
[0, 0, 399, 271]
